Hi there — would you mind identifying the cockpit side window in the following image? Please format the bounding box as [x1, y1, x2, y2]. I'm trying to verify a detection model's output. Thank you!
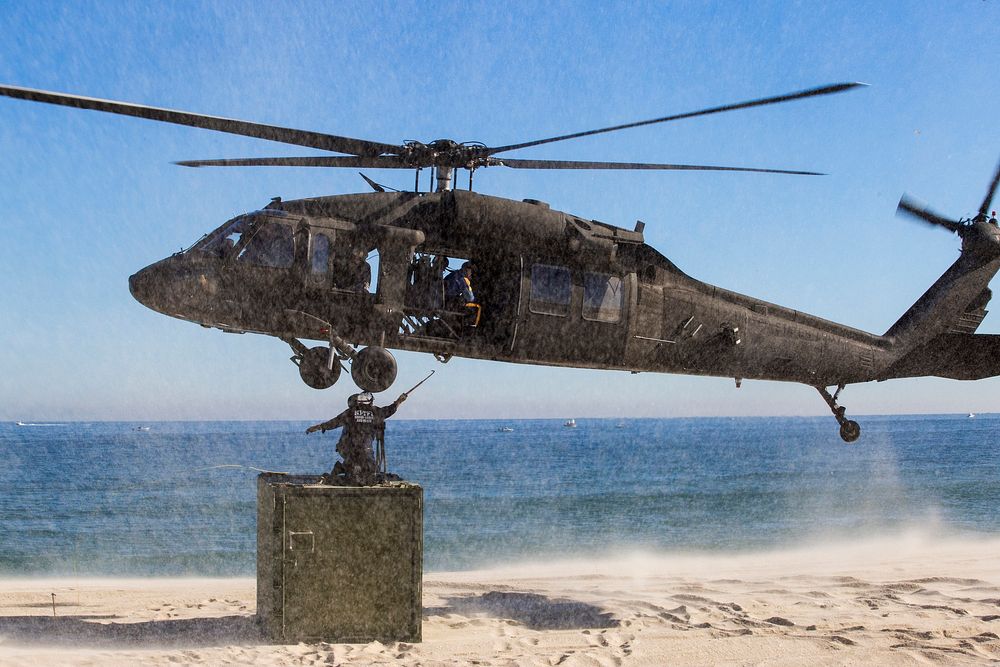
[582, 272, 623, 323]
[238, 222, 295, 268]
[311, 232, 332, 274]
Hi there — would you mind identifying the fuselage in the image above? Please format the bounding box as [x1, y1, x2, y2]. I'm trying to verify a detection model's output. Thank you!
[128, 189, 907, 387]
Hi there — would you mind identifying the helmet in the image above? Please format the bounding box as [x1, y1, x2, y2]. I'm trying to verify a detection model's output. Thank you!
[356, 392, 374, 405]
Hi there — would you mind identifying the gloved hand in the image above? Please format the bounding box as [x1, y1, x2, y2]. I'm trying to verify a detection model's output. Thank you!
[396, 393, 408, 405]
[306, 424, 322, 434]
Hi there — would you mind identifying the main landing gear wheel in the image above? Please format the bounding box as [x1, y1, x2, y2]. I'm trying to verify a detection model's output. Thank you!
[839, 420, 861, 443]
[351, 346, 397, 392]
[298, 346, 342, 390]
[815, 384, 862, 443]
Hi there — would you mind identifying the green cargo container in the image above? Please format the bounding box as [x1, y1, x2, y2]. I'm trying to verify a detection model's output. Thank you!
[256, 473, 423, 643]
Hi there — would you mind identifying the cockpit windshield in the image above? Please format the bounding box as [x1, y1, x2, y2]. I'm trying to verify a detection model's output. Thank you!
[194, 215, 253, 258]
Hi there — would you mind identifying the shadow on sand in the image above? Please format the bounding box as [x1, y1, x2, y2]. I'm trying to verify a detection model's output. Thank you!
[426, 591, 619, 630]
[0, 614, 261, 648]
[0, 591, 617, 647]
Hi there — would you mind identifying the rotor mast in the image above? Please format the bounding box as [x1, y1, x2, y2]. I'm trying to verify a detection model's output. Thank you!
[435, 165, 454, 192]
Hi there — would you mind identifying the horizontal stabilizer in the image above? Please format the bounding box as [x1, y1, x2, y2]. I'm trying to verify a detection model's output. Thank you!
[881, 333, 1000, 381]
[944, 287, 991, 335]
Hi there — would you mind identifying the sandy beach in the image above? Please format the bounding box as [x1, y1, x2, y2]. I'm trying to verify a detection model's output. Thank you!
[1, 534, 998, 666]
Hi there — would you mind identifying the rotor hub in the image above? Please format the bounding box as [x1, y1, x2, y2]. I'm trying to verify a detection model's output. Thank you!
[400, 139, 488, 169]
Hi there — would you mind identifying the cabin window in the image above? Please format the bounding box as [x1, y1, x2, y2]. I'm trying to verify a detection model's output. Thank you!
[238, 222, 295, 268]
[530, 264, 571, 316]
[310, 232, 331, 274]
[583, 272, 623, 323]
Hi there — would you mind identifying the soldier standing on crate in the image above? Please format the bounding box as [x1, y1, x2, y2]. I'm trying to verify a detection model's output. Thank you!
[306, 391, 407, 485]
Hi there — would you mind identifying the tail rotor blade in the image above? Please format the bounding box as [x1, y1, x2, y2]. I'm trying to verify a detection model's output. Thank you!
[978, 158, 1000, 219]
[897, 195, 963, 234]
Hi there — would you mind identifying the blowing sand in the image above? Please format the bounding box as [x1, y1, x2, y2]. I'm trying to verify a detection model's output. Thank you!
[1, 534, 998, 665]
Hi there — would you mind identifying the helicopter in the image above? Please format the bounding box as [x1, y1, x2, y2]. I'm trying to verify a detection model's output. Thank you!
[2, 82, 998, 443]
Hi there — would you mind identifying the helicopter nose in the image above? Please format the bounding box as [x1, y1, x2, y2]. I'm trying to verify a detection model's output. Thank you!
[129, 257, 224, 319]
[128, 270, 145, 300]
[128, 264, 162, 312]
[129, 258, 188, 314]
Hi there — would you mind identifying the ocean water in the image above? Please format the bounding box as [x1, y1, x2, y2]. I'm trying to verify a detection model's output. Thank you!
[0, 415, 998, 576]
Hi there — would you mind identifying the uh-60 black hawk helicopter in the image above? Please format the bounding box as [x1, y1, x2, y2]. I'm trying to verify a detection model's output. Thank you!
[3, 82, 999, 442]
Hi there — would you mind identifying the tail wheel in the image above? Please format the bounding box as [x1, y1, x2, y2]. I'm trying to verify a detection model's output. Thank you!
[351, 346, 397, 392]
[299, 346, 341, 390]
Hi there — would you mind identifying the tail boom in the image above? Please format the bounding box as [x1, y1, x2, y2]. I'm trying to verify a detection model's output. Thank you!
[879, 332, 1000, 381]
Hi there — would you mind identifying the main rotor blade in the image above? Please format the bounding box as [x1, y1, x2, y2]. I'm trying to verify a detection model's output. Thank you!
[897, 195, 963, 233]
[494, 158, 823, 175]
[0, 84, 401, 157]
[979, 158, 1000, 218]
[175, 156, 410, 168]
[487, 82, 867, 156]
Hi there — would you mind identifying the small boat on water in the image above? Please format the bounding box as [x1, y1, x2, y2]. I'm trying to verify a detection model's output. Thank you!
[968, 413, 976, 419]
[135, 426, 151, 431]
[615, 421, 627, 428]
[564, 419, 577, 428]
[498, 426, 514, 432]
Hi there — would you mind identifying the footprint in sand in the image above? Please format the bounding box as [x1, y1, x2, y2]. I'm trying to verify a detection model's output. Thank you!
[764, 616, 795, 627]
[393, 641, 414, 659]
[581, 629, 636, 666]
[492, 618, 515, 653]
[585, 632, 610, 647]
[493, 639, 513, 653]
[828, 635, 857, 646]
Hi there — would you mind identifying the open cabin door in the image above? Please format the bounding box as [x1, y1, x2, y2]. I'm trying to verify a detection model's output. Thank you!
[399, 251, 520, 354]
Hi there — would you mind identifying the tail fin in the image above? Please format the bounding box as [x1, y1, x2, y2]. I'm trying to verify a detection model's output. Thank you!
[884, 253, 1000, 352]
[887, 159, 1000, 354]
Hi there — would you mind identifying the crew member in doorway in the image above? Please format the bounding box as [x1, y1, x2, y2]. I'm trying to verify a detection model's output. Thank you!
[305, 391, 406, 485]
[444, 261, 481, 327]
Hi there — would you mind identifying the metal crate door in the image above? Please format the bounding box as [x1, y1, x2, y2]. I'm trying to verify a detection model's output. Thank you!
[281, 491, 420, 642]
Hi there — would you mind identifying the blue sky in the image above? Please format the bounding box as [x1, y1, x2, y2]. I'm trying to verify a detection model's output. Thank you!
[1, 1, 998, 420]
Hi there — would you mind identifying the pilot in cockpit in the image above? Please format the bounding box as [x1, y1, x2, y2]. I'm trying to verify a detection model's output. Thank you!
[334, 247, 371, 292]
